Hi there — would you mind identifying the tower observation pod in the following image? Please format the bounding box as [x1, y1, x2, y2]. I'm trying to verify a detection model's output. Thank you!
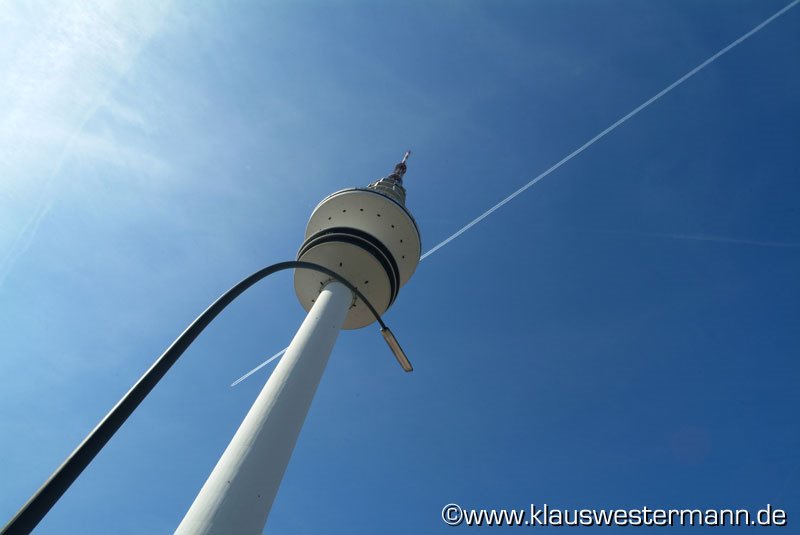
[294, 151, 420, 329]
[176, 153, 421, 535]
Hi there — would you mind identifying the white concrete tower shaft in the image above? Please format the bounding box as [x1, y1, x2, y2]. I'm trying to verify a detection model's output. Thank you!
[178, 154, 421, 534]
[176, 281, 351, 534]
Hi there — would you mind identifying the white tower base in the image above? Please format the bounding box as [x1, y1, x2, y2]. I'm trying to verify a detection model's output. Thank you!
[176, 281, 352, 535]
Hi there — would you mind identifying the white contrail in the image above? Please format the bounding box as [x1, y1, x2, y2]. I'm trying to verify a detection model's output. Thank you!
[231, 0, 799, 387]
[230, 348, 287, 387]
[420, 0, 799, 260]
[611, 230, 800, 248]
[0, 199, 54, 288]
[0, 3, 172, 290]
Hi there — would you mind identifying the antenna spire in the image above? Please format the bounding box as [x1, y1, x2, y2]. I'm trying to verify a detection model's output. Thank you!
[393, 150, 411, 180]
[365, 150, 413, 206]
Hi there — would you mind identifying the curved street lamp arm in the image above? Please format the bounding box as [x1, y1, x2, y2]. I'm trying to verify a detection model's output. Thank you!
[2, 260, 403, 535]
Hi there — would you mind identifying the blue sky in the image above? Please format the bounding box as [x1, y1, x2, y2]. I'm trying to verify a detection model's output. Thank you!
[1, 1, 798, 533]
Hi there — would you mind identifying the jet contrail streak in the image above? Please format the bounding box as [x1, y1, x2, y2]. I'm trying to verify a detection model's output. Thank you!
[420, 0, 799, 261]
[614, 230, 800, 248]
[230, 348, 287, 387]
[231, 0, 799, 387]
[0, 199, 54, 288]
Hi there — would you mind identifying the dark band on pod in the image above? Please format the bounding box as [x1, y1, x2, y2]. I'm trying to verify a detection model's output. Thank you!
[297, 226, 400, 306]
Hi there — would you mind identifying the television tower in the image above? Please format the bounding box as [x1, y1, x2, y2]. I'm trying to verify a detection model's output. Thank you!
[176, 153, 421, 534]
